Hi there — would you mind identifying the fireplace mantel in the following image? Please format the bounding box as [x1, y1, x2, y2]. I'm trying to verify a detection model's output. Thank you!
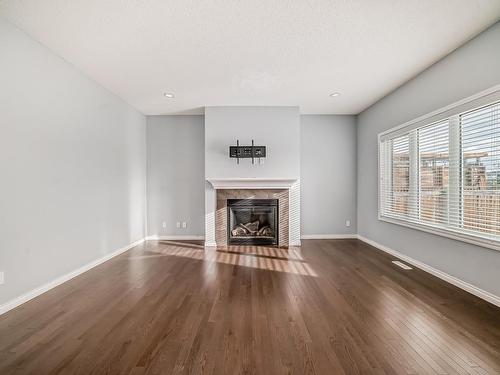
[207, 177, 297, 190]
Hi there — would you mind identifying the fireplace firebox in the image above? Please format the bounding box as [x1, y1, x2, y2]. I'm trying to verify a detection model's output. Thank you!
[227, 199, 278, 246]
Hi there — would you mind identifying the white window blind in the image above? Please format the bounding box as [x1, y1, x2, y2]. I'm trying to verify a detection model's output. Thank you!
[389, 135, 410, 217]
[418, 120, 450, 225]
[461, 102, 500, 238]
[379, 88, 500, 251]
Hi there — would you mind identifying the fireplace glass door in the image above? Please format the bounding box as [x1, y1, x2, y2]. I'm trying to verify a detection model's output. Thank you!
[227, 199, 278, 246]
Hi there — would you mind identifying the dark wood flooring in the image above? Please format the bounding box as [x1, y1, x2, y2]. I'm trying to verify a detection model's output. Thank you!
[0, 239, 499, 374]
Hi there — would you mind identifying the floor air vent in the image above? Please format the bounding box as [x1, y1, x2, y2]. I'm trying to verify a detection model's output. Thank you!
[392, 260, 413, 270]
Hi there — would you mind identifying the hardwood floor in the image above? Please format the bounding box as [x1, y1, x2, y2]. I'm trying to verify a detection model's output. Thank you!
[1, 239, 499, 374]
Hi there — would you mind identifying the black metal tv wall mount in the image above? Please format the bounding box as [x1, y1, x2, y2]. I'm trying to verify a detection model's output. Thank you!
[229, 140, 266, 164]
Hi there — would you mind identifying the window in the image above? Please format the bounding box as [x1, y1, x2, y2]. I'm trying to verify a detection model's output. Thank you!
[418, 120, 450, 225]
[461, 103, 500, 236]
[379, 87, 500, 250]
[391, 135, 410, 216]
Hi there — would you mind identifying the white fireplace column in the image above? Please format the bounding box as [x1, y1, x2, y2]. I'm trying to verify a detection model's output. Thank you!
[204, 182, 217, 247]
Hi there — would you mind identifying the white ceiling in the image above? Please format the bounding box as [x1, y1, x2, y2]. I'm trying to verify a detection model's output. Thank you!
[1, 1, 499, 115]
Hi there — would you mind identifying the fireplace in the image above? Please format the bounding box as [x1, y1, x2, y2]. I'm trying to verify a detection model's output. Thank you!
[227, 199, 278, 246]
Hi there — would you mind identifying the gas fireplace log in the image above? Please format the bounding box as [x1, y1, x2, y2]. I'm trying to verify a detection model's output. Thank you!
[232, 221, 274, 237]
[232, 226, 249, 237]
[257, 226, 269, 235]
[257, 226, 273, 237]
[240, 221, 259, 234]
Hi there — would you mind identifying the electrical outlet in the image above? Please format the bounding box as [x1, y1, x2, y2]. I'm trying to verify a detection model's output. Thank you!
[182, 222, 187, 229]
[176, 222, 181, 228]
[0, 272, 4, 285]
[162, 222, 167, 228]
[345, 220, 351, 227]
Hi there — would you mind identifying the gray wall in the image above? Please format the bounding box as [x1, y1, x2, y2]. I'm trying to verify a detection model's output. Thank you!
[0, 19, 147, 306]
[301, 115, 357, 236]
[146, 112, 358, 239]
[205, 107, 300, 179]
[357, 21, 500, 297]
[147, 116, 205, 237]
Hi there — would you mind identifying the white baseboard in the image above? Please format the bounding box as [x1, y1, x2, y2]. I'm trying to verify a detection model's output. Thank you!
[204, 241, 303, 247]
[357, 234, 500, 308]
[146, 235, 205, 241]
[150, 236, 302, 246]
[301, 234, 358, 240]
[0, 238, 145, 316]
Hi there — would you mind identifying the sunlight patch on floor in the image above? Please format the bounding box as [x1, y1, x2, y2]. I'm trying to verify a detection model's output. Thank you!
[136, 242, 317, 277]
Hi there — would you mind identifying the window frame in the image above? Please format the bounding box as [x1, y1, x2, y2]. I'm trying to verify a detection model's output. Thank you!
[378, 85, 500, 252]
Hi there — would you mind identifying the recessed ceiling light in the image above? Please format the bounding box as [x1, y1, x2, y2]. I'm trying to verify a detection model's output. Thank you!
[163, 92, 175, 98]
[329, 92, 341, 97]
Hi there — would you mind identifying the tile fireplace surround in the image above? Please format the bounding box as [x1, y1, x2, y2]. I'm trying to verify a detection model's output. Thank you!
[205, 178, 301, 247]
[217, 189, 289, 247]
